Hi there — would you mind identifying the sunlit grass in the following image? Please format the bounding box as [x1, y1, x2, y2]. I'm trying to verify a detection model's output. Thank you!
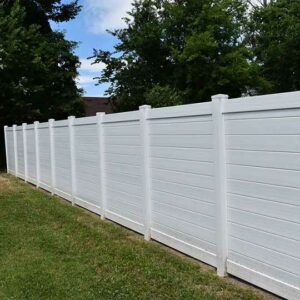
[0, 174, 276, 300]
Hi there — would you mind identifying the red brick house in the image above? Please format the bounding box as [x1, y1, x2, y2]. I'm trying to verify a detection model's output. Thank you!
[83, 97, 113, 116]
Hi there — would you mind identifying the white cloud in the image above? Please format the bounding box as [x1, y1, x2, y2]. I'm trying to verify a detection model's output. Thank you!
[80, 58, 105, 73]
[84, 0, 133, 34]
[76, 75, 96, 85]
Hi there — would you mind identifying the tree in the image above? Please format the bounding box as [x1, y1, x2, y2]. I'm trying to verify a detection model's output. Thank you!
[246, 0, 271, 8]
[250, 0, 300, 93]
[0, 1, 84, 168]
[2, 0, 81, 31]
[92, 0, 263, 112]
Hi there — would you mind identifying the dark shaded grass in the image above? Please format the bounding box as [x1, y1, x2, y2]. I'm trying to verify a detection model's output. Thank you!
[0, 174, 276, 299]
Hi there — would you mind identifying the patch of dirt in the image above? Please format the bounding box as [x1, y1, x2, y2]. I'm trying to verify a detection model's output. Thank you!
[127, 233, 144, 242]
[0, 174, 18, 192]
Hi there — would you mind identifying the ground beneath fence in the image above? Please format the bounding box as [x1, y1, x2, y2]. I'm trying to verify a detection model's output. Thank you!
[0, 174, 279, 300]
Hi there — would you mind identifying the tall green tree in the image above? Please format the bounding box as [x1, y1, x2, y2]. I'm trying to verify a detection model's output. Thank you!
[2, 0, 81, 31]
[250, 0, 300, 93]
[93, 0, 263, 112]
[0, 1, 84, 168]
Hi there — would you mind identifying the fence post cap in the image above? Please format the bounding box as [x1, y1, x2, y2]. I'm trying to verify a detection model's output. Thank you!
[68, 116, 75, 126]
[13, 124, 17, 128]
[139, 105, 151, 110]
[211, 94, 229, 102]
[22, 123, 27, 128]
[96, 112, 105, 116]
[34, 121, 39, 125]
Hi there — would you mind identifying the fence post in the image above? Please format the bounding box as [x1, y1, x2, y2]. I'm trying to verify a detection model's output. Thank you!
[97, 112, 106, 220]
[4, 126, 9, 173]
[212, 94, 228, 277]
[22, 123, 28, 182]
[68, 116, 76, 205]
[139, 105, 152, 241]
[13, 125, 18, 177]
[49, 119, 56, 195]
[34, 121, 40, 188]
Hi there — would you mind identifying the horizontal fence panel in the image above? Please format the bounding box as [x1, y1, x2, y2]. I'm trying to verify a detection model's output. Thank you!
[38, 124, 51, 189]
[226, 106, 300, 299]
[74, 116, 97, 126]
[228, 164, 300, 189]
[150, 120, 213, 135]
[227, 134, 300, 152]
[229, 193, 300, 223]
[224, 91, 300, 113]
[229, 238, 300, 284]
[104, 119, 144, 232]
[26, 127, 36, 184]
[54, 125, 72, 198]
[152, 179, 215, 204]
[103, 111, 139, 123]
[104, 123, 140, 136]
[227, 149, 300, 171]
[229, 222, 300, 266]
[227, 178, 300, 206]
[226, 115, 300, 135]
[53, 119, 68, 127]
[150, 134, 213, 149]
[150, 112, 216, 267]
[148, 102, 212, 119]
[152, 168, 214, 190]
[152, 157, 213, 176]
[74, 122, 101, 210]
[151, 147, 213, 162]
[6, 128, 15, 173]
[16, 128, 24, 177]
[105, 135, 141, 146]
[228, 207, 299, 244]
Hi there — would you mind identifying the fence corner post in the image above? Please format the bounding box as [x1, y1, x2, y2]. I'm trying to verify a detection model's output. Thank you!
[68, 116, 76, 206]
[4, 126, 9, 174]
[34, 121, 40, 188]
[49, 119, 55, 195]
[97, 112, 106, 220]
[139, 105, 152, 241]
[22, 123, 28, 182]
[212, 94, 228, 277]
[12, 124, 18, 177]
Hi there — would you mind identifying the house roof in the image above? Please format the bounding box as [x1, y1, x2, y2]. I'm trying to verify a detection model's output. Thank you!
[83, 97, 113, 116]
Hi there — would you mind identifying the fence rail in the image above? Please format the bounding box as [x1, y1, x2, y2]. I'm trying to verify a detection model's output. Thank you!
[4, 91, 300, 300]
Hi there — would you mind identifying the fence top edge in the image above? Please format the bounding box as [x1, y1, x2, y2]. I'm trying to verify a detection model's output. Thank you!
[53, 119, 69, 127]
[225, 91, 300, 113]
[148, 102, 212, 120]
[102, 110, 140, 123]
[74, 116, 97, 126]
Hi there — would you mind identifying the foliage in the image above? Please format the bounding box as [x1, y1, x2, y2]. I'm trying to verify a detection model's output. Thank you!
[0, 1, 84, 168]
[92, 0, 264, 112]
[2, 0, 81, 32]
[0, 173, 270, 300]
[145, 85, 184, 108]
[0, 2, 83, 125]
[250, 0, 300, 93]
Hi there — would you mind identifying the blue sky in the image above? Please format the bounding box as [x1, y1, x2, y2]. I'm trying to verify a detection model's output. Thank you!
[52, 0, 133, 96]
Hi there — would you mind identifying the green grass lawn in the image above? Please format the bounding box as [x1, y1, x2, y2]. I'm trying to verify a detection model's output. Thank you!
[0, 174, 277, 300]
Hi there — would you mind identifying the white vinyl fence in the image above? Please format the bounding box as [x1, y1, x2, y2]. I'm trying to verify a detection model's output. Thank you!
[4, 92, 300, 300]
